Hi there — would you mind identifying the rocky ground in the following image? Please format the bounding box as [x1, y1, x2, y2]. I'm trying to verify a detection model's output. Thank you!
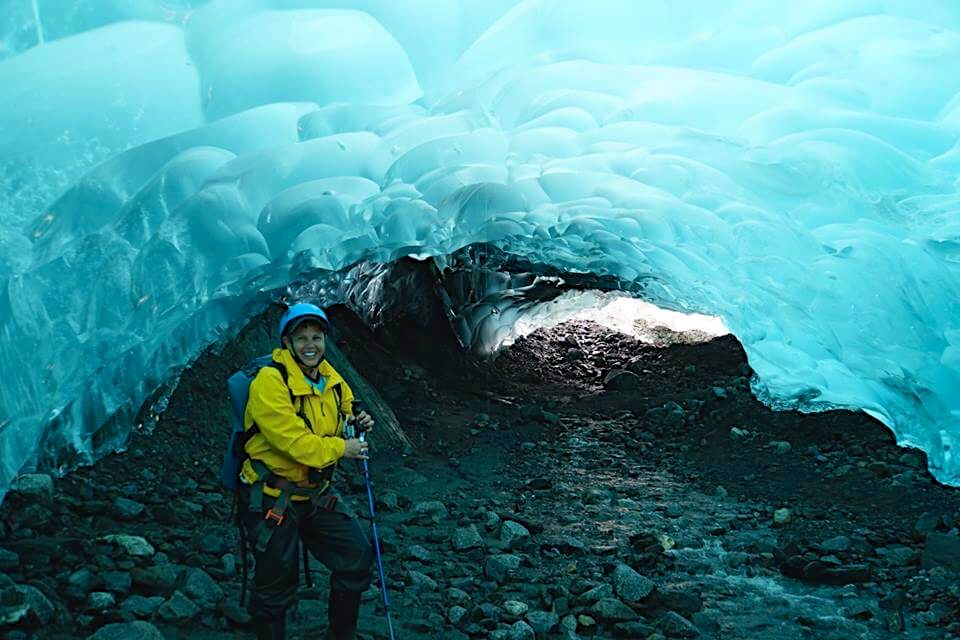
[2, 306, 960, 640]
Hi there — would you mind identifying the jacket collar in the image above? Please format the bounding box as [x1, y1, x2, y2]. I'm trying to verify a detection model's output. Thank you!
[272, 348, 344, 396]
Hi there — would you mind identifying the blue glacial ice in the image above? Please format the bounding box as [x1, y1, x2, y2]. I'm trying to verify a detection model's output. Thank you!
[0, 0, 959, 500]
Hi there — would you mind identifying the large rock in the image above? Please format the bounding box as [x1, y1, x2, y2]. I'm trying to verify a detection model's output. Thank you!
[112, 498, 145, 520]
[407, 570, 438, 591]
[0, 547, 19, 570]
[120, 595, 164, 618]
[658, 611, 700, 638]
[922, 532, 960, 571]
[132, 564, 181, 592]
[603, 369, 643, 391]
[590, 598, 638, 622]
[157, 590, 200, 622]
[526, 610, 559, 634]
[411, 500, 449, 521]
[11, 474, 53, 499]
[99, 535, 155, 558]
[102, 571, 133, 594]
[485, 554, 521, 583]
[508, 620, 535, 640]
[66, 568, 100, 600]
[500, 521, 531, 549]
[13, 584, 55, 625]
[612, 563, 655, 602]
[84, 592, 117, 613]
[182, 568, 224, 609]
[452, 525, 483, 551]
[86, 621, 165, 640]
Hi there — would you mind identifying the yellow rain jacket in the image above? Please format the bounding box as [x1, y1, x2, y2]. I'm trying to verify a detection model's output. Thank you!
[240, 348, 354, 498]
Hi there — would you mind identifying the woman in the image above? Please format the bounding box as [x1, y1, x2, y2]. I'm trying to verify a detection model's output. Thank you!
[240, 302, 374, 640]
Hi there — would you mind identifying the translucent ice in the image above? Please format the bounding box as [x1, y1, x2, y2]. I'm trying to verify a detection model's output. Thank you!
[0, 0, 959, 500]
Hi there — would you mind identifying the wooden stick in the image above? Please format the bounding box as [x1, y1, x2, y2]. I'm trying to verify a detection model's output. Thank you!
[325, 342, 413, 451]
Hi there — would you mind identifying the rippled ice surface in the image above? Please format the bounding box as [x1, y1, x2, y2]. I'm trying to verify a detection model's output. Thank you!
[0, 0, 958, 499]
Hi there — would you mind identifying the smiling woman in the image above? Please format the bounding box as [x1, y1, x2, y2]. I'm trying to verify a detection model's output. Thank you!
[237, 301, 376, 639]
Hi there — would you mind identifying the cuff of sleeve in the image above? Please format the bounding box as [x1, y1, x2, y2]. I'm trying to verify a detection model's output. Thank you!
[334, 437, 346, 459]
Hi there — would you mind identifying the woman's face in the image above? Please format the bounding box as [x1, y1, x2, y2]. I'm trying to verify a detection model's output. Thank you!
[285, 321, 326, 369]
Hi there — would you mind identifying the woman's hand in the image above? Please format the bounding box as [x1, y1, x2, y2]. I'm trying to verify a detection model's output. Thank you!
[352, 410, 375, 433]
[343, 437, 369, 460]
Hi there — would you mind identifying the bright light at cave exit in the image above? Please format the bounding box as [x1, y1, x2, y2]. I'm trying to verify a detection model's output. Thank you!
[508, 291, 729, 349]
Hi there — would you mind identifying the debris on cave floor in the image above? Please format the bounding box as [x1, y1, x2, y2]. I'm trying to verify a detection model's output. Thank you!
[1, 317, 959, 640]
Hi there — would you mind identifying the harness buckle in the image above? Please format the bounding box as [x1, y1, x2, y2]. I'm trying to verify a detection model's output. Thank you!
[264, 508, 285, 526]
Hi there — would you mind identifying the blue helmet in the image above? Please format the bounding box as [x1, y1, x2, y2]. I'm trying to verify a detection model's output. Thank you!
[278, 303, 330, 340]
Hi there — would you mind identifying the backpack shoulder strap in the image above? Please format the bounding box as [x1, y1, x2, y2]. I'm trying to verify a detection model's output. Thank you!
[267, 360, 294, 405]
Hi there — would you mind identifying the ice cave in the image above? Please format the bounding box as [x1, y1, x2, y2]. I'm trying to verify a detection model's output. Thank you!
[1, 0, 959, 503]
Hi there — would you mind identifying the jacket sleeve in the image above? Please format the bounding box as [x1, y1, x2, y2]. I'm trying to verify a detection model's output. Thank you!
[248, 368, 346, 467]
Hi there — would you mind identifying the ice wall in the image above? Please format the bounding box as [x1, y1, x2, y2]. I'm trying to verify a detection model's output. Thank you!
[0, 0, 958, 500]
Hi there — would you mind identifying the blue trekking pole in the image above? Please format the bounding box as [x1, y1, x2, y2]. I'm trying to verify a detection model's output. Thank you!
[348, 401, 396, 640]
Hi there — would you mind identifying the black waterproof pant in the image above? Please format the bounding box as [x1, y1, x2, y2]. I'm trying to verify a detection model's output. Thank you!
[240, 488, 373, 620]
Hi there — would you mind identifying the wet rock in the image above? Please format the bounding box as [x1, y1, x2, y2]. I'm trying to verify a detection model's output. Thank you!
[651, 585, 702, 618]
[819, 536, 850, 553]
[11, 474, 53, 500]
[10, 584, 55, 625]
[156, 590, 200, 622]
[65, 568, 101, 601]
[578, 583, 613, 604]
[112, 498, 145, 520]
[615, 622, 658, 638]
[612, 563, 655, 602]
[404, 545, 432, 561]
[445, 587, 472, 605]
[526, 609, 559, 633]
[448, 605, 468, 626]
[658, 611, 699, 638]
[590, 598, 638, 622]
[452, 525, 483, 551]
[767, 440, 791, 454]
[773, 508, 791, 525]
[182, 567, 224, 609]
[914, 512, 942, 538]
[119, 595, 164, 618]
[411, 500, 448, 523]
[132, 564, 181, 592]
[922, 532, 960, 571]
[502, 600, 529, 617]
[507, 620, 535, 639]
[801, 561, 871, 585]
[0, 547, 19, 570]
[194, 527, 232, 555]
[525, 477, 552, 490]
[408, 570, 438, 591]
[379, 490, 400, 511]
[500, 521, 531, 549]
[485, 554, 521, 583]
[603, 369, 642, 391]
[868, 462, 891, 478]
[0, 603, 31, 626]
[84, 591, 116, 613]
[99, 535, 154, 558]
[86, 621, 164, 640]
[899, 450, 926, 469]
[729, 427, 750, 440]
[876, 545, 916, 566]
[541, 535, 588, 555]
[101, 571, 132, 594]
